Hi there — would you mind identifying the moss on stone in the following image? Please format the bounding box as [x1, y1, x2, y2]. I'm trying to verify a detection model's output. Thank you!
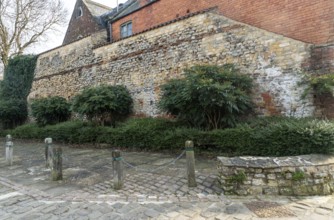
[292, 171, 305, 181]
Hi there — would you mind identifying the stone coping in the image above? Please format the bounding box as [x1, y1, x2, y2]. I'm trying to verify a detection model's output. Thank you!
[218, 154, 334, 168]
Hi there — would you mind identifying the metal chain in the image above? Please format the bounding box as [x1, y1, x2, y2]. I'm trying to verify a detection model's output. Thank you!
[121, 150, 186, 172]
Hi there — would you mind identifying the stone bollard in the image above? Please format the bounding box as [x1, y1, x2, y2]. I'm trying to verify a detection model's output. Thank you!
[44, 138, 53, 168]
[112, 150, 123, 190]
[185, 140, 197, 187]
[5, 135, 13, 166]
[51, 146, 63, 181]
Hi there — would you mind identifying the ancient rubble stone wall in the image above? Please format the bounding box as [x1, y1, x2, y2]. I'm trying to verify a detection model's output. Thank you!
[29, 12, 315, 117]
[218, 155, 334, 196]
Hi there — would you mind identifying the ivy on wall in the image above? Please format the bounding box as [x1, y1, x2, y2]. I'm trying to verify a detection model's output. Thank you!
[0, 55, 37, 129]
[302, 73, 334, 98]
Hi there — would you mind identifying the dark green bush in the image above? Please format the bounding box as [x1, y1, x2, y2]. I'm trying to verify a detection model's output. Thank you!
[11, 121, 102, 143]
[300, 73, 334, 99]
[1, 55, 37, 100]
[0, 99, 28, 129]
[72, 85, 133, 126]
[31, 96, 71, 126]
[210, 127, 253, 155]
[238, 116, 314, 128]
[97, 118, 193, 151]
[10, 123, 44, 139]
[159, 64, 253, 130]
[43, 121, 87, 142]
[256, 120, 334, 156]
[0, 55, 37, 129]
[6, 117, 334, 156]
[211, 119, 334, 156]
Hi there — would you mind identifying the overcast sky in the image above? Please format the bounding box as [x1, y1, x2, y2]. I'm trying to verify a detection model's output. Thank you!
[28, 0, 127, 54]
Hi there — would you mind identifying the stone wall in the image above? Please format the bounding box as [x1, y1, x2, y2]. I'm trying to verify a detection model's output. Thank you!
[218, 155, 334, 196]
[111, 0, 334, 44]
[29, 11, 315, 117]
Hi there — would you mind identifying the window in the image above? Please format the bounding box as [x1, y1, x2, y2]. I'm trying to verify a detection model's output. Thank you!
[77, 7, 83, 18]
[120, 22, 132, 38]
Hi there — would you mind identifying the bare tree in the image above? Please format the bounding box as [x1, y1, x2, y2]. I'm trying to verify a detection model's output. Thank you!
[0, 0, 67, 68]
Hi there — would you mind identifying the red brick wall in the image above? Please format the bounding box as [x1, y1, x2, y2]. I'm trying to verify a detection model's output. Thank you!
[63, 0, 104, 45]
[310, 45, 334, 73]
[111, 0, 334, 45]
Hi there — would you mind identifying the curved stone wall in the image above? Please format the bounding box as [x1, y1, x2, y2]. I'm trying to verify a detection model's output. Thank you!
[218, 155, 334, 196]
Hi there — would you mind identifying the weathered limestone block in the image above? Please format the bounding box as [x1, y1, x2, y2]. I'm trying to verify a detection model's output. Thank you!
[278, 179, 292, 187]
[263, 187, 279, 195]
[254, 174, 266, 178]
[267, 180, 278, 187]
[279, 187, 293, 196]
[252, 179, 265, 186]
[267, 174, 276, 180]
[292, 184, 309, 196]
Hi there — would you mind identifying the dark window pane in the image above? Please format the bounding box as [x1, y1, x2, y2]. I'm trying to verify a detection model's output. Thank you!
[121, 25, 127, 37]
[127, 23, 132, 36]
[120, 22, 132, 38]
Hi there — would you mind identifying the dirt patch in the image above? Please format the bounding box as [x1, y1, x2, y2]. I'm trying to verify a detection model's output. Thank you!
[244, 201, 295, 218]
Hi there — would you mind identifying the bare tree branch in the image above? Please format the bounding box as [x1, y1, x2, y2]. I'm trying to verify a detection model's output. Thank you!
[0, 0, 67, 68]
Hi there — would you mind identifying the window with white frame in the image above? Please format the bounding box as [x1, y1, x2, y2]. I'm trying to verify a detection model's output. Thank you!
[120, 21, 132, 38]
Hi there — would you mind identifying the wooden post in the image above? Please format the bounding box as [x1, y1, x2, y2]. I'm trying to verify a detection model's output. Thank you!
[112, 150, 123, 190]
[5, 135, 13, 166]
[44, 138, 52, 168]
[185, 140, 197, 187]
[51, 146, 62, 181]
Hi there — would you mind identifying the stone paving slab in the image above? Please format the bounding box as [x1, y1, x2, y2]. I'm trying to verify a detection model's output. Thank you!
[0, 140, 333, 219]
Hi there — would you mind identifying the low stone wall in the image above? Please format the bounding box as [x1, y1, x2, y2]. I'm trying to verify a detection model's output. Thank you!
[218, 155, 334, 196]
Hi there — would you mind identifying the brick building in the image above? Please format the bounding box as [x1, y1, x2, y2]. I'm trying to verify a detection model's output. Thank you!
[66, 0, 334, 46]
[63, 0, 111, 44]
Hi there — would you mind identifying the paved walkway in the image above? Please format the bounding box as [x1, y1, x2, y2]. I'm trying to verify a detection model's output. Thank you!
[0, 140, 333, 219]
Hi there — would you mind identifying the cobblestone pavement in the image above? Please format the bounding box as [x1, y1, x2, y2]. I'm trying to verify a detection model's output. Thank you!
[0, 140, 334, 219]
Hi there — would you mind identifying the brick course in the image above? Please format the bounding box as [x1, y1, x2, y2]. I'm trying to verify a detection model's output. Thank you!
[111, 0, 334, 45]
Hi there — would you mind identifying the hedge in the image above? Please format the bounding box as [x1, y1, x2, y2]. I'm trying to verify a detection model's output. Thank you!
[3, 117, 334, 156]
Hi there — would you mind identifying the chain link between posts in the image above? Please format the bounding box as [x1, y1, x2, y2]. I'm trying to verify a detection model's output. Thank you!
[121, 150, 186, 173]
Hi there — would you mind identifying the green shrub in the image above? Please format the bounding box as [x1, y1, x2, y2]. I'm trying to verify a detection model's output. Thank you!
[0, 55, 37, 129]
[97, 118, 193, 151]
[210, 126, 253, 155]
[43, 121, 87, 142]
[237, 116, 307, 128]
[211, 118, 334, 156]
[6, 117, 334, 157]
[1, 55, 37, 100]
[72, 85, 133, 126]
[0, 99, 28, 129]
[10, 121, 103, 143]
[159, 64, 253, 130]
[253, 119, 334, 156]
[301, 73, 334, 99]
[31, 96, 71, 126]
[11, 123, 44, 139]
